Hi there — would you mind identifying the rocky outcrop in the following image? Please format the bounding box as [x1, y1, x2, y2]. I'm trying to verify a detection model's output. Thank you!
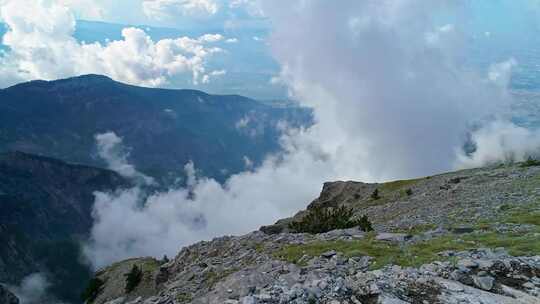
[92, 162, 540, 304]
[0, 285, 18, 304]
[263, 162, 540, 233]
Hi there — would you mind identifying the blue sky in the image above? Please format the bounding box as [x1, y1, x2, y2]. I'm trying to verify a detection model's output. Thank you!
[0, 0, 288, 99]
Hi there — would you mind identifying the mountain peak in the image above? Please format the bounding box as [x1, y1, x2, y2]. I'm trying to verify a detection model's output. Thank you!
[4, 74, 117, 91]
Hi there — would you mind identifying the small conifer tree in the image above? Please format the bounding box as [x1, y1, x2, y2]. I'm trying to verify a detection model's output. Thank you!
[125, 265, 143, 293]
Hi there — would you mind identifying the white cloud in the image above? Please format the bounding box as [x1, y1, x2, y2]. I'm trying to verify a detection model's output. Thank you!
[243, 155, 253, 169]
[225, 38, 239, 43]
[83, 1, 540, 270]
[0, 0, 225, 87]
[488, 58, 518, 87]
[456, 121, 540, 168]
[57, 0, 106, 20]
[95, 132, 155, 185]
[235, 115, 251, 129]
[229, 0, 264, 17]
[7, 273, 57, 304]
[142, 0, 218, 20]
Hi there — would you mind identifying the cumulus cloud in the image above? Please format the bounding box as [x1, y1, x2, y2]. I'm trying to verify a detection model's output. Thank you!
[95, 132, 155, 185]
[84, 1, 540, 269]
[142, 0, 218, 19]
[0, 0, 226, 87]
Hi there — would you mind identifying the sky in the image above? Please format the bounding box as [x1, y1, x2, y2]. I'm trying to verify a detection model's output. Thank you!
[0, 0, 539, 99]
[0, 0, 283, 99]
[2, 0, 540, 270]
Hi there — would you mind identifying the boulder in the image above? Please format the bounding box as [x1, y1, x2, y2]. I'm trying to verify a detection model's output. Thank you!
[375, 233, 411, 243]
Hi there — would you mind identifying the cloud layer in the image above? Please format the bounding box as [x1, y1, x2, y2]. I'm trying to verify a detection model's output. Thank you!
[0, 0, 226, 87]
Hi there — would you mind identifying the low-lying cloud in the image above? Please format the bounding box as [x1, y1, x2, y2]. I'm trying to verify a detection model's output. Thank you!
[95, 132, 155, 185]
[456, 121, 540, 168]
[83, 1, 540, 269]
[6, 273, 64, 304]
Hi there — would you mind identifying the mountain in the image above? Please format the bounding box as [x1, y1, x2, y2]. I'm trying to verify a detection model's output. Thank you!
[0, 285, 18, 304]
[89, 161, 540, 304]
[0, 75, 311, 184]
[0, 151, 129, 303]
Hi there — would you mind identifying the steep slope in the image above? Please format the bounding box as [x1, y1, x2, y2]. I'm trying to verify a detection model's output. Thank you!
[0, 75, 310, 183]
[0, 285, 18, 304]
[0, 151, 129, 302]
[92, 162, 540, 304]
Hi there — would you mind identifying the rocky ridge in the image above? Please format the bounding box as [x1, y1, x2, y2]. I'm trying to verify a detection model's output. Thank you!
[91, 162, 540, 304]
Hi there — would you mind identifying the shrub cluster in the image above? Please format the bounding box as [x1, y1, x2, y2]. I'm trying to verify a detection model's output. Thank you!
[289, 205, 373, 234]
[125, 265, 143, 293]
[370, 189, 380, 200]
[81, 277, 104, 303]
[521, 156, 540, 168]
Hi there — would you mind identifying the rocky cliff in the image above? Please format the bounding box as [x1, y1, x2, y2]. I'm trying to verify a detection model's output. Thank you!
[89, 161, 540, 304]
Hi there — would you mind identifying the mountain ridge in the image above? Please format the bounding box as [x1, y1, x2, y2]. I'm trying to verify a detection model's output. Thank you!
[0, 74, 311, 184]
[0, 151, 130, 302]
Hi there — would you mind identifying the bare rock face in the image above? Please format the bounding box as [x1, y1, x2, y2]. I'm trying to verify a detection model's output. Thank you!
[0, 285, 19, 304]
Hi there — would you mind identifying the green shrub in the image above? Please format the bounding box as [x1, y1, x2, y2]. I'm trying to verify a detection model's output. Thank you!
[81, 277, 104, 303]
[405, 188, 413, 196]
[124, 265, 143, 293]
[289, 205, 373, 234]
[357, 215, 374, 232]
[161, 255, 170, 264]
[521, 156, 540, 168]
[370, 189, 380, 200]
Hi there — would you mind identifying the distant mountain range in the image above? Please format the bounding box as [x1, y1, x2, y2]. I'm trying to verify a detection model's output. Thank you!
[0, 75, 309, 303]
[0, 151, 129, 302]
[0, 74, 311, 184]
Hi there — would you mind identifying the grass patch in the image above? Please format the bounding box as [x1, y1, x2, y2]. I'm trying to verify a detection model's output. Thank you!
[504, 210, 540, 226]
[175, 293, 192, 303]
[360, 177, 424, 207]
[204, 268, 238, 287]
[274, 231, 540, 269]
[273, 235, 401, 268]
[379, 177, 423, 193]
[139, 259, 160, 273]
